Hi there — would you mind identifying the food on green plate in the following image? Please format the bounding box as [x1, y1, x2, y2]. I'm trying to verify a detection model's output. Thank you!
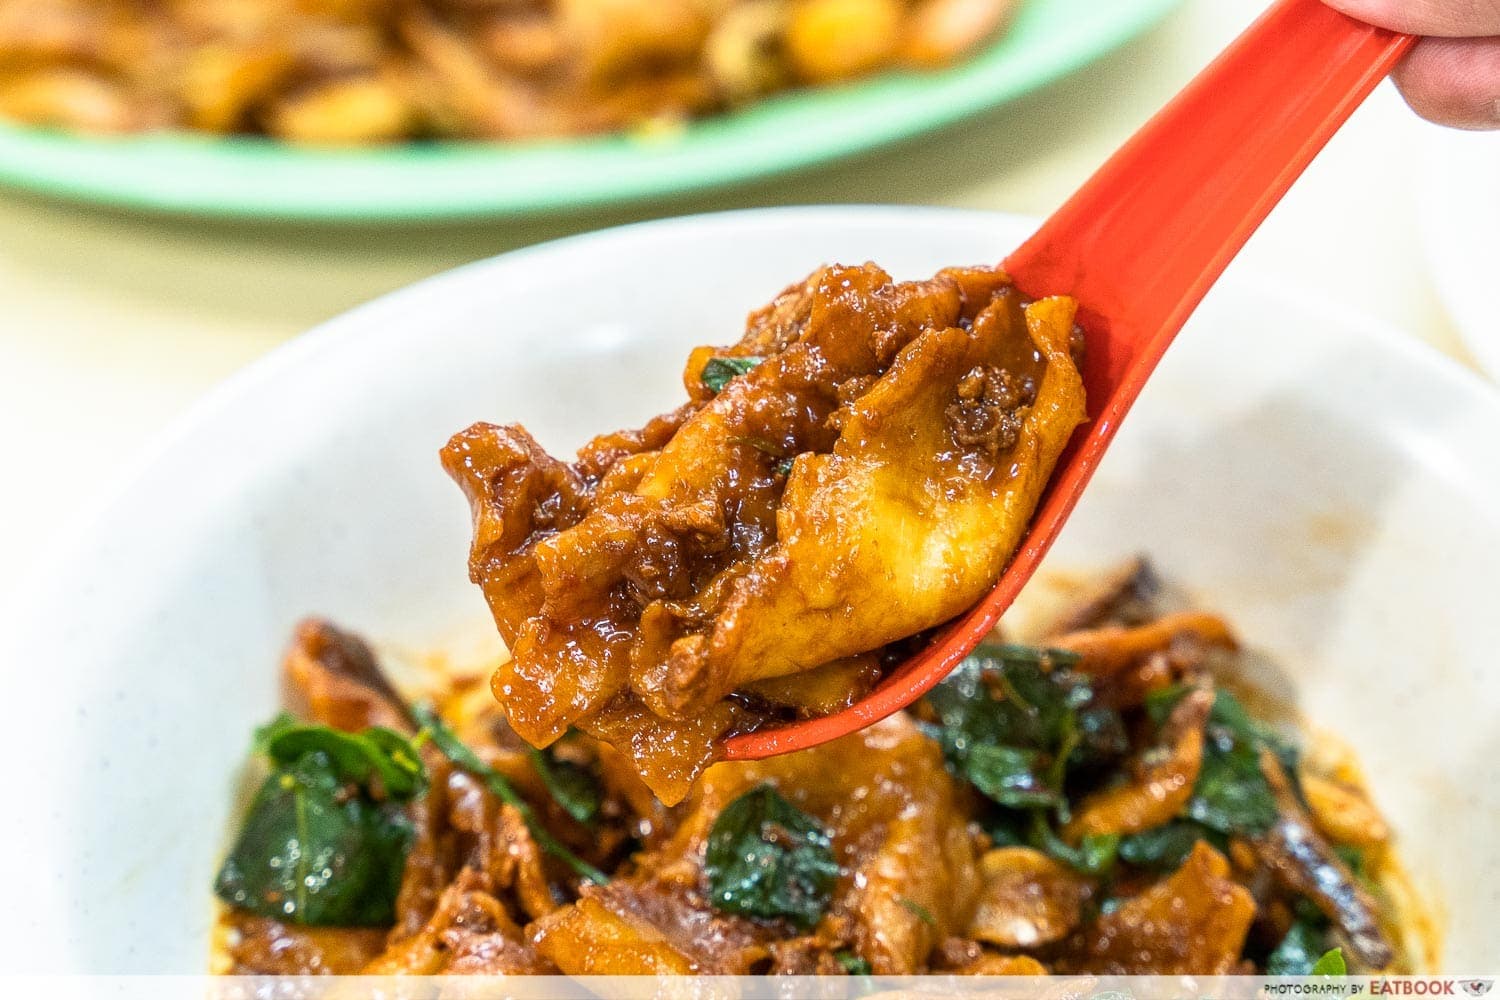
[211, 565, 1426, 975]
[442, 262, 1087, 802]
[0, 0, 1018, 143]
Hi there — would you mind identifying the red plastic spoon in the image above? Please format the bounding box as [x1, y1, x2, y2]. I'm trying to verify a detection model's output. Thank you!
[723, 0, 1413, 760]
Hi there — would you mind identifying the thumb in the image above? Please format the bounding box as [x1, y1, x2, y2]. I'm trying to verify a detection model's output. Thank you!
[1322, 0, 1500, 37]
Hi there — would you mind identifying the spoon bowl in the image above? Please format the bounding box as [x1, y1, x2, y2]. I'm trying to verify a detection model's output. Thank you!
[722, 0, 1413, 760]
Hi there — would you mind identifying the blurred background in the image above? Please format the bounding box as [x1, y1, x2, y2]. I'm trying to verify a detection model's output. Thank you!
[0, 0, 1492, 605]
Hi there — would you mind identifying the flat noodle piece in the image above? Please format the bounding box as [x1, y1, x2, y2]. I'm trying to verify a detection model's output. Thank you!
[642, 714, 980, 974]
[442, 264, 1084, 799]
[1063, 687, 1212, 840]
[282, 618, 409, 733]
[1053, 611, 1237, 679]
[740, 653, 884, 715]
[220, 914, 387, 975]
[1299, 770, 1391, 848]
[1055, 842, 1255, 974]
[949, 953, 1050, 975]
[576, 695, 748, 808]
[362, 870, 552, 975]
[531, 895, 696, 975]
[531, 881, 770, 975]
[668, 290, 1086, 712]
[388, 759, 455, 943]
[966, 847, 1091, 949]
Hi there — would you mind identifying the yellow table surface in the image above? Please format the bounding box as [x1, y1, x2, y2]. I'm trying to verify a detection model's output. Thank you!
[0, 0, 1480, 604]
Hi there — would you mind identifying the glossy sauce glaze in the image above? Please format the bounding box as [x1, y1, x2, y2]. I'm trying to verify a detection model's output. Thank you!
[212, 567, 1425, 976]
[442, 262, 1086, 801]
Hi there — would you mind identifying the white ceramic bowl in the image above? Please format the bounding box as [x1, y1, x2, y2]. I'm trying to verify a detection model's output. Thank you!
[4, 207, 1499, 973]
[1421, 128, 1500, 381]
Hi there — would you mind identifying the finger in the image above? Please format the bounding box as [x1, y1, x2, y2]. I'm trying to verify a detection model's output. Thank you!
[1393, 35, 1500, 129]
[1323, 0, 1500, 37]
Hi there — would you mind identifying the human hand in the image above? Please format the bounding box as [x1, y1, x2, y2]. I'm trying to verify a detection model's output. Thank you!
[1323, 0, 1500, 129]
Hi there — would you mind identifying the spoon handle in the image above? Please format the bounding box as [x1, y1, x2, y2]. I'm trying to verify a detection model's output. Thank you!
[720, 0, 1413, 762]
[1008, 0, 1412, 405]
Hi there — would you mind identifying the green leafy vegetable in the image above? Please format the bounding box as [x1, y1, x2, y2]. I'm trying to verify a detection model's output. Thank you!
[1150, 687, 1289, 838]
[1210, 689, 1300, 773]
[1029, 813, 1120, 877]
[963, 745, 1059, 809]
[1265, 907, 1334, 975]
[704, 784, 839, 928]
[1118, 821, 1223, 870]
[924, 644, 1126, 809]
[1310, 948, 1348, 976]
[214, 719, 425, 926]
[1186, 739, 1278, 836]
[255, 712, 426, 800]
[835, 951, 873, 976]
[528, 747, 601, 826]
[1153, 686, 1300, 773]
[702, 356, 764, 393]
[923, 644, 1130, 875]
[981, 642, 1083, 669]
[412, 704, 607, 884]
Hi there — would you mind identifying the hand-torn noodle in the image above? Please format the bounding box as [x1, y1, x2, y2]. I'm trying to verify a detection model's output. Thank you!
[443, 262, 1087, 801]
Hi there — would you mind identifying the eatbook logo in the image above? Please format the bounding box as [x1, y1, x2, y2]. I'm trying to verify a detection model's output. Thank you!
[1461, 981, 1494, 997]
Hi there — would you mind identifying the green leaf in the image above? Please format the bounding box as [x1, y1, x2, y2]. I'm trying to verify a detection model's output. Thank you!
[1029, 812, 1119, 877]
[1210, 690, 1300, 773]
[261, 721, 426, 801]
[1070, 834, 1119, 877]
[925, 645, 1124, 785]
[412, 704, 608, 885]
[1148, 687, 1300, 773]
[1186, 739, 1278, 837]
[835, 950, 873, 976]
[1265, 910, 1333, 975]
[252, 711, 301, 753]
[705, 784, 839, 928]
[214, 750, 413, 926]
[702, 356, 764, 393]
[1118, 821, 1223, 870]
[528, 747, 601, 826]
[963, 745, 1060, 809]
[979, 642, 1083, 670]
[1310, 948, 1348, 976]
[1152, 688, 1295, 838]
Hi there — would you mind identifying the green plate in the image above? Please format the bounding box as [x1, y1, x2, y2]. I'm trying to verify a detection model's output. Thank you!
[0, 0, 1180, 220]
